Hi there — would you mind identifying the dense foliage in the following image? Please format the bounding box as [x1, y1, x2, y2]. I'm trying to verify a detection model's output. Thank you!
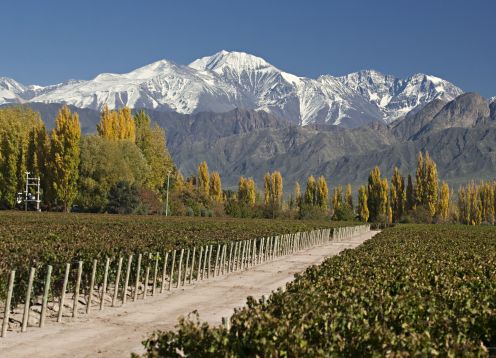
[142, 225, 496, 357]
[0, 211, 346, 286]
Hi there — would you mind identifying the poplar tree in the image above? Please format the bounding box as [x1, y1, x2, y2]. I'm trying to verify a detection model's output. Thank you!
[367, 166, 388, 222]
[238, 176, 256, 206]
[391, 167, 405, 222]
[50, 105, 81, 212]
[263, 173, 271, 206]
[438, 181, 450, 221]
[198, 161, 210, 197]
[406, 174, 415, 211]
[271, 171, 283, 209]
[304, 175, 316, 206]
[97, 106, 136, 141]
[332, 185, 343, 211]
[316, 176, 329, 209]
[415, 152, 424, 206]
[209, 171, 222, 203]
[294, 181, 301, 208]
[357, 185, 369, 222]
[345, 184, 353, 209]
[134, 110, 174, 191]
[424, 152, 439, 217]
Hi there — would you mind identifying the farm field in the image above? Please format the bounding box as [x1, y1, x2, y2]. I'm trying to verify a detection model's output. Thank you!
[142, 224, 496, 357]
[0, 212, 354, 321]
[0, 229, 375, 357]
[0, 211, 350, 277]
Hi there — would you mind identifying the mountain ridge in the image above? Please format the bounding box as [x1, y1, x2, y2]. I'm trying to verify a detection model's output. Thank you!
[0, 50, 465, 127]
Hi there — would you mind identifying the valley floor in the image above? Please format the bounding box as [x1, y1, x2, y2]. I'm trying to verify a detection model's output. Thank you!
[0, 230, 376, 358]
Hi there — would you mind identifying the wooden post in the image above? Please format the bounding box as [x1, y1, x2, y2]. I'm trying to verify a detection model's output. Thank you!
[214, 244, 220, 277]
[176, 249, 184, 288]
[228, 243, 233, 273]
[169, 250, 176, 290]
[183, 249, 190, 286]
[1, 270, 15, 337]
[160, 252, 169, 293]
[232, 242, 238, 271]
[189, 247, 196, 284]
[87, 259, 98, 314]
[122, 255, 133, 304]
[241, 241, 247, 270]
[152, 253, 159, 295]
[133, 254, 142, 301]
[58, 263, 71, 321]
[73, 261, 83, 317]
[100, 258, 110, 310]
[39, 265, 53, 328]
[202, 246, 208, 280]
[112, 257, 123, 307]
[144, 254, 152, 299]
[197, 247, 203, 281]
[207, 245, 213, 278]
[221, 245, 227, 275]
[21, 267, 36, 332]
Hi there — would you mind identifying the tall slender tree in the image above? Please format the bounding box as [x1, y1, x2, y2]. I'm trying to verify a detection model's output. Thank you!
[198, 161, 210, 197]
[357, 185, 369, 222]
[50, 105, 81, 212]
[316, 176, 329, 210]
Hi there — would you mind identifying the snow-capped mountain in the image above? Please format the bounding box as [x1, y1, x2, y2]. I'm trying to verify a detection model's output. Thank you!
[0, 51, 464, 127]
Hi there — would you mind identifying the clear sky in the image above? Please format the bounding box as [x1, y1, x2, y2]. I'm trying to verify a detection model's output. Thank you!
[2, 0, 495, 97]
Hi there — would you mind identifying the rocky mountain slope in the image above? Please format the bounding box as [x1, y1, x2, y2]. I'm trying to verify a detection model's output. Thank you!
[6, 92, 494, 190]
[0, 51, 463, 127]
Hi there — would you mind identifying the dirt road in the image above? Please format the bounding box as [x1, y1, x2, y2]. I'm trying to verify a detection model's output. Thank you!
[0, 230, 377, 358]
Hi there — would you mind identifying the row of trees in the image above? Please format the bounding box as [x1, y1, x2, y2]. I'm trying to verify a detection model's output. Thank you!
[1, 106, 492, 224]
[356, 152, 451, 224]
[0, 105, 174, 213]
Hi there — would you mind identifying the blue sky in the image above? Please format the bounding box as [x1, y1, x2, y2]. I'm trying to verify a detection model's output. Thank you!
[2, 0, 495, 97]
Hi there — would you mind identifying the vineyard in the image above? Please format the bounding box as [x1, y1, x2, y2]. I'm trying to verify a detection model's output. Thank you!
[141, 225, 496, 357]
[0, 211, 357, 337]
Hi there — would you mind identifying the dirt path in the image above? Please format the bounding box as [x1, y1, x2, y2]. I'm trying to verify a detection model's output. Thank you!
[0, 230, 377, 358]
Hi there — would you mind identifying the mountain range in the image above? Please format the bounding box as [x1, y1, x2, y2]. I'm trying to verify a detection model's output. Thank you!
[1, 51, 495, 190]
[0, 51, 464, 127]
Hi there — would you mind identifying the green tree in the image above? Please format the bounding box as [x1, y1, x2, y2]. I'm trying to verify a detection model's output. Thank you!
[134, 110, 174, 191]
[390, 167, 405, 222]
[367, 166, 388, 222]
[304, 175, 317, 206]
[77, 135, 150, 211]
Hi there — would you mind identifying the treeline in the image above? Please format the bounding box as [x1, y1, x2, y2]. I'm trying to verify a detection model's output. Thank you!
[1, 105, 494, 223]
[0, 106, 173, 213]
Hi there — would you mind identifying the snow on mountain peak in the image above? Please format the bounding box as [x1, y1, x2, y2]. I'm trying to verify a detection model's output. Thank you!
[1, 51, 464, 127]
[189, 50, 275, 74]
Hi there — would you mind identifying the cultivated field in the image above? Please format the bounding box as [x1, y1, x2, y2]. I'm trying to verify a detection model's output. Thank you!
[142, 224, 496, 356]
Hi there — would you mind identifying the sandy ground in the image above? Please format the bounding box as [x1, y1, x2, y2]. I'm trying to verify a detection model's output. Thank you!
[0, 230, 377, 358]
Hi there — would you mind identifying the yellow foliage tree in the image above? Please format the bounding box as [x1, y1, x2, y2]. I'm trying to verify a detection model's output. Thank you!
[345, 184, 353, 208]
[358, 185, 369, 222]
[209, 171, 222, 203]
[438, 181, 450, 221]
[304, 175, 316, 206]
[198, 161, 210, 197]
[97, 106, 136, 142]
[316, 176, 329, 210]
[50, 105, 81, 212]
